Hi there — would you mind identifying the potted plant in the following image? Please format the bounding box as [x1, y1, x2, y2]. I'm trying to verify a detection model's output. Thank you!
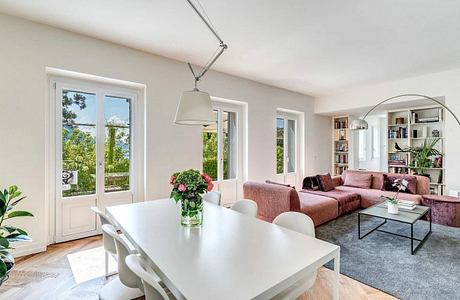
[397, 138, 442, 176]
[0, 185, 33, 286]
[170, 169, 213, 227]
[381, 178, 408, 214]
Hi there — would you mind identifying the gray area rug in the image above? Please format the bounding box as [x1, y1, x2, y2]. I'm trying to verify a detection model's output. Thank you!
[316, 211, 460, 300]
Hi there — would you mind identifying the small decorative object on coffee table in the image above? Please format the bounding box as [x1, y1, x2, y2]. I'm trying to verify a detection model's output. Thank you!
[170, 169, 213, 227]
[381, 178, 408, 214]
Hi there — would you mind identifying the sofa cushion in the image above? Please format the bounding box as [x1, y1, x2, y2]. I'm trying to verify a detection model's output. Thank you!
[302, 176, 320, 190]
[297, 192, 338, 226]
[383, 174, 417, 194]
[335, 185, 422, 208]
[301, 189, 361, 216]
[317, 173, 334, 192]
[343, 172, 373, 189]
[342, 170, 384, 190]
[243, 182, 300, 222]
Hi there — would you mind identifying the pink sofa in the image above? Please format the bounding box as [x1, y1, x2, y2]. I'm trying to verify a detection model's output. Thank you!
[243, 170, 431, 226]
[335, 170, 430, 207]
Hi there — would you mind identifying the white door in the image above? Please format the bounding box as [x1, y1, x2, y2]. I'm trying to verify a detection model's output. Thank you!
[276, 113, 299, 187]
[54, 80, 137, 242]
[202, 102, 243, 206]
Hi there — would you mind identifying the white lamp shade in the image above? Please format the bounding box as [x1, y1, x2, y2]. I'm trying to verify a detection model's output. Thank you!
[174, 90, 215, 125]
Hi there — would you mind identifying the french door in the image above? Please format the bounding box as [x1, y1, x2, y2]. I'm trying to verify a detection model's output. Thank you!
[276, 113, 299, 187]
[54, 80, 138, 242]
[202, 102, 243, 206]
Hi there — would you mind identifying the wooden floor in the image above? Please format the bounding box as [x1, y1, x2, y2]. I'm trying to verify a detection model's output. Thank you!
[2, 236, 397, 300]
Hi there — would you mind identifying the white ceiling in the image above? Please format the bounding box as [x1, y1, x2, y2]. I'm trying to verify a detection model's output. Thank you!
[1, 0, 460, 96]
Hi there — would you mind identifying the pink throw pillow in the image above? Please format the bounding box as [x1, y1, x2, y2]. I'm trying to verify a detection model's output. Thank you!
[317, 173, 334, 192]
[343, 172, 373, 189]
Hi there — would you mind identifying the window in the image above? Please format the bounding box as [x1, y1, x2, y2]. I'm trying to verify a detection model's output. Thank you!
[203, 108, 238, 181]
[359, 130, 366, 161]
[104, 95, 131, 192]
[372, 126, 380, 159]
[62, 90, 97, 197]
[276, 116, 296, 174]
[61, 91, 133, 197]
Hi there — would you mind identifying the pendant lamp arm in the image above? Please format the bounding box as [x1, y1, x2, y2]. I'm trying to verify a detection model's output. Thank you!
[185, 0, 224, 44]
[185, 0, 228, 89]
[361, 93, 460, 126]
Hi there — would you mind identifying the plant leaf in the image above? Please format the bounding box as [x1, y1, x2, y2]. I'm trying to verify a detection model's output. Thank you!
[0, 259, 7, 279]
[8, 196, 26, 209]
[6, 211, 34, 219]
[0, 237, 9, 249]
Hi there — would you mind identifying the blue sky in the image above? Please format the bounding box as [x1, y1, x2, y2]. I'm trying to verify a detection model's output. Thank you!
[66, 91, 130, 126]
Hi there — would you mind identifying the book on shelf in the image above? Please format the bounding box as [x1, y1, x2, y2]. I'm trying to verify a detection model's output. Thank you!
[335, 154, 348, 164]
[388, 127, 407, 139]
[417, 116, 439, 123]
[334, 119, 348, 129]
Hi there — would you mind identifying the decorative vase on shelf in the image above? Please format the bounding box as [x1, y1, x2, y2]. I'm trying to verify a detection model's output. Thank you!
[170, 169, 213, 227]
[180, 197, 203, 227]
[387, 202, 399, 214]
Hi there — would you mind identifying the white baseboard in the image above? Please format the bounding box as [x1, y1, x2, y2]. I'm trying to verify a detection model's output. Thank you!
[10, 241, 48, 258]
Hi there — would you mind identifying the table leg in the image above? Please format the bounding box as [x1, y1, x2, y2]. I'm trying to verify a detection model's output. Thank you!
[358, 213, 361, 239]
[411, 223, 414, 255]
[430, 208, 432, 233]
[333, 250, 340, 300]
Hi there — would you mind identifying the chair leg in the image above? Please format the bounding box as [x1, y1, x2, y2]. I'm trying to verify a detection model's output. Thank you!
[104, 251, 109, 278]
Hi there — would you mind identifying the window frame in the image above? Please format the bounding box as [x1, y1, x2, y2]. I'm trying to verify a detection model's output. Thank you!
[276, 114, 298, 175]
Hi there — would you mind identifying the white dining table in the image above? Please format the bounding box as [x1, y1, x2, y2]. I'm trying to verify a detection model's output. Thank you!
[107, 199, 340, 300]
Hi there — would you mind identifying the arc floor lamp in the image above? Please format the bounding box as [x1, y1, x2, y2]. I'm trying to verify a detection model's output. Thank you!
[174, 0, 228, 125]
[350, 93, 460, 130]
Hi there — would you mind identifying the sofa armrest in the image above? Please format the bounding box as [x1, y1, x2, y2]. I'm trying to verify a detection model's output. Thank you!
[332, 176, 342, 187]
[243, 181, 300, 222]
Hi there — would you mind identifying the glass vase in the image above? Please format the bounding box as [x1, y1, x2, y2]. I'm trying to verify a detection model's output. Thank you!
[181, 197, 203, 227]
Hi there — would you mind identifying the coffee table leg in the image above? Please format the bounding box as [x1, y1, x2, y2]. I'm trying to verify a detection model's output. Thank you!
[358, 213, 361, 239]
[411, 223, 414, 255]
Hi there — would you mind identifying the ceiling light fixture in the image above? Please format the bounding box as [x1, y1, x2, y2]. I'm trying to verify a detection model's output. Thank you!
[350, 94, 460, 130]
[174, 0, 228, 125]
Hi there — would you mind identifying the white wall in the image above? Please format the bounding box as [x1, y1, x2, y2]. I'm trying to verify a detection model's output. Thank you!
[0, 14, 331, 255]
[316, 69, 460, 193]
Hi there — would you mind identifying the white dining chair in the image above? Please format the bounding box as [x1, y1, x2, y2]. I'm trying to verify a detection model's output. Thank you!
[92, 206, 136, 278]
[91, 207, 117, 278]
[272, 212, 317, 300]
[126, 254, 175, 300]
[203, 191, 221, 205]
[230, 199, 258, 217]
[99, 224, 144, 300]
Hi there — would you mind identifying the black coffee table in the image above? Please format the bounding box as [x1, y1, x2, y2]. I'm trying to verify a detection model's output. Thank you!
[358, 203, 431, 254]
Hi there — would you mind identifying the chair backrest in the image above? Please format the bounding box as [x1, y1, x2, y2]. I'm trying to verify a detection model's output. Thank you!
[126, 254, 170, 300]
[273, 212, 315, 237]
[230, 199, 258, 217]
[91, 207, 116, 255]
[102, 224, 141, 289]
[203, 191, 221, 205]
[91, 206, 113, 225]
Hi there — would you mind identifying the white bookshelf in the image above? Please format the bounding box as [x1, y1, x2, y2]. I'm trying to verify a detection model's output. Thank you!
[387, 105, 445, 195]
[332, 116, 349, 176]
